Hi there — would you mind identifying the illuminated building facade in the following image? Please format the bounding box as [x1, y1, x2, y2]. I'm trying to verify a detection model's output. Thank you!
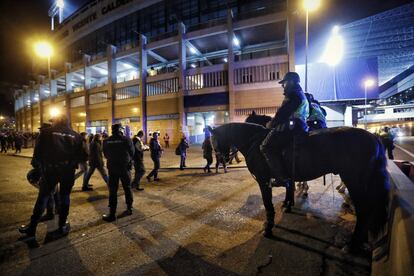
[14, 0, 295, 144]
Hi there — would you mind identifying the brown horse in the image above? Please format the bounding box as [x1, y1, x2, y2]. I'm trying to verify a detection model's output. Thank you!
[209, 123, 389, 252]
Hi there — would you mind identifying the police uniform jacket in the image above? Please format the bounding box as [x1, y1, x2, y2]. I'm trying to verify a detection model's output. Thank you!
[32, 124, 85, 167]
[269, 84, 309, 131]
[103, 134, 135, 171]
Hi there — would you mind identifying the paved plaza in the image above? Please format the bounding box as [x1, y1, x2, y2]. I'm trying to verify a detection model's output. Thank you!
[0, 147, 373, 275]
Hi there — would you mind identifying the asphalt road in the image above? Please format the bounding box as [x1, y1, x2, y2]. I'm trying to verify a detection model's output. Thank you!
[394, 136, 414, 162]
[0, 152, 369, 276]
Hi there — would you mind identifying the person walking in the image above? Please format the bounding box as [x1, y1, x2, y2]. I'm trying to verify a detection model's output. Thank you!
[83, 134, 109, 188]
[380, 126, 395, 160]
[202, 136, 213, 173]
[102, 124, 135, 222]
[178, 135, 189, 170]
[147, 132, 163, 182]
[75, 132, 92, 191]
[132, 130, 149, 191]
[0, 134, 7, 153]
[19, 116, 86, 239]
[14, 134, 23, 153]
[163, 133, 170, 148]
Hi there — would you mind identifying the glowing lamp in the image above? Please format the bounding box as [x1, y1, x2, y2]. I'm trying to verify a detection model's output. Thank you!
[34, 42, 53, 58]
[304, 0, 321, 12]
[49, 107, 61, 118]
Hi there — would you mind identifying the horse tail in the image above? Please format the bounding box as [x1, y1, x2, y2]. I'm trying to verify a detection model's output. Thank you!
[367, 137, 390, 238]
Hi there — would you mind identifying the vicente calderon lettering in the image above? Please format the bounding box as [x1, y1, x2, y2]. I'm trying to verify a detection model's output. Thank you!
[72, 12, 97, 32]
[102, 0, 134, 15]
[71, 0, 134, 33]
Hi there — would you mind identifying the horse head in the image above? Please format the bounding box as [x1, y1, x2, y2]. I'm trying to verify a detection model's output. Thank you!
[245, 112, 272, 128]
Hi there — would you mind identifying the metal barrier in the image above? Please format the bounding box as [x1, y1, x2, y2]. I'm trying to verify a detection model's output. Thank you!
[372, 160, 414, 276]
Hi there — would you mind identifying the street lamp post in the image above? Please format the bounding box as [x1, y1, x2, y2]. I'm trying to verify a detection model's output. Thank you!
[303, 0, 321, 92]
[34, 41, 53, 125]
[364, 78, 375, 130]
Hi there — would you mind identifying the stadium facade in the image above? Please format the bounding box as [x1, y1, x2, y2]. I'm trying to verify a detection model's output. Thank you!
[14, 0, 295, 144]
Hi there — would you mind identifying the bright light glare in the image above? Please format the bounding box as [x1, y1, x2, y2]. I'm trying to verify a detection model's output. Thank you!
[233, 36, 240, 46]
[303, 0, 321, 12]
[320, 26, 344, 66]
[189, 46, 197, 54]
[123, 62, 133, 69]
[364, 78, 375, 88]
[49, 107, 61, 118]
[97, 68, 108, 75]
[56, 0, 65, 8]
[191, 64, 197, 68]
[34, 42, 53, 58]
[0, 116, 4, 120]
[223, 57, 228, 63]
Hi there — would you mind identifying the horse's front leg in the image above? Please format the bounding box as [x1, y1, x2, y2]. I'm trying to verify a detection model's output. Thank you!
[282, 180, 295, 212]
[259, 181, 275, 238]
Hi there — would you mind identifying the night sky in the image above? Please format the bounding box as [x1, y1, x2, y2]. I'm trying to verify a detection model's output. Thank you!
[0, 0, 412, 116]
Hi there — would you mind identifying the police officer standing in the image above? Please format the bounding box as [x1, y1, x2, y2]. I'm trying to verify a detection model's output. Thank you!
[102, 124, 135, 222]
[260, 72, 309, 185]
[19, 116, 85, 239]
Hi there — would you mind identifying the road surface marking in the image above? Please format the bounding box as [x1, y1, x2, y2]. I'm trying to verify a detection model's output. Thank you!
[395, 144, 414, 159]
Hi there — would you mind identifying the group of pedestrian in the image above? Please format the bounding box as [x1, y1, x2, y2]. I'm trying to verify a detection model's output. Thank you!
[0, 131, 31, 154]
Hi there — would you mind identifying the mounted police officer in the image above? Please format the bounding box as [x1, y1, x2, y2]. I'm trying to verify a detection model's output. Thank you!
[305, 93, 327, 131]
[19, 116, 85, 239]
[102, 124, 135, 222]
[260, 72, 309, 185]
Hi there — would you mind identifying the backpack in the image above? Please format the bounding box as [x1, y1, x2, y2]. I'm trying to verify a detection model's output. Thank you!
[175, 145, 181, 155]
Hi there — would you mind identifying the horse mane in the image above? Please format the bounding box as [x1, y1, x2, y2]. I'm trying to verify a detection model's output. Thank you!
[212, 123, 269, 153]
[245, 113, 272, 128]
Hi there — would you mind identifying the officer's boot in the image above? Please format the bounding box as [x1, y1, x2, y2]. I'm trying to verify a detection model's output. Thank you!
[125, 205, 133, 216]
[40, 208, 55, 222]
[102, 208, 116, 222]
[57, 213, 71, 236]
[18, 222, 37, 238]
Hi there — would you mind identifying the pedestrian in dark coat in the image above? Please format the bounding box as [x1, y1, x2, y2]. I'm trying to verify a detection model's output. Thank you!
[147, 132, 163, 181]
[132, 130, 149, 190]
[0, 135, 7, 153]
[202, 137, 213, 173]
[83, 134, 109, 187]
[178, 135, 189, 170]
[14, 134, 23, 153]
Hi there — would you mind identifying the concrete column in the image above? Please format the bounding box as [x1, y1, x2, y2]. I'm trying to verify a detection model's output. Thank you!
[107, 45, 117, 125]
[29, 81, 35, 132]
[227, 9, 236, 122]
[286, 0, 296, 72]
[83, 55, 91, 128]
[344, 105, 353, 126]
[178, 22, 187, 134]
[138, 34, 148, 142]
[65, 63, 74, 93]
[64, 63, 72, 126]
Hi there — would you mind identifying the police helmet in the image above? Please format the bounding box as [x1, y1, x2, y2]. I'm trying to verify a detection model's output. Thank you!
[27, 168, 41, 188]
[279, 72, 300, 84]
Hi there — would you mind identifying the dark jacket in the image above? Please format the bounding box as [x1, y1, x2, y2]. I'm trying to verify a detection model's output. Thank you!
[179, 138, 189, 154]
[149, 137, 162, 158]
[32, 123, 85, 167]
[89, 140, 104, 167]
[269, 84, 309, 130]
[103, 134, 135, 171]
[202, 139, 213, 159]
